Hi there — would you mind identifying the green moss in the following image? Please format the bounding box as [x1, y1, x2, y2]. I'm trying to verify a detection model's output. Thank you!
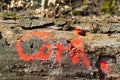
[102, 0, 116, 14]
[72, 9, 80, 15]
[3, 12, 19, 19]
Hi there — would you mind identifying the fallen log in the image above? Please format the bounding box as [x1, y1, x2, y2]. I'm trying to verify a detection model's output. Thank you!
[0, 30, 119, 79]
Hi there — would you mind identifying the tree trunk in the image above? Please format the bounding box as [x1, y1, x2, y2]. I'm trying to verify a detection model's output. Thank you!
[41, 0, 46, 11]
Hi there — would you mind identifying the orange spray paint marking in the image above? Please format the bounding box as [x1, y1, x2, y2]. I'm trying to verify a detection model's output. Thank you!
[70, 38, 81, 64]
[16, 40, 39, 61]
[16, 32, 49, 61]
[16, 28, 91, 69]
[39, 43, 52, 60]
[76, 28, 83, 35]
[100, 60, 108, 73]
[56, 42, 68, 62]
[69, 28, 91, 68]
